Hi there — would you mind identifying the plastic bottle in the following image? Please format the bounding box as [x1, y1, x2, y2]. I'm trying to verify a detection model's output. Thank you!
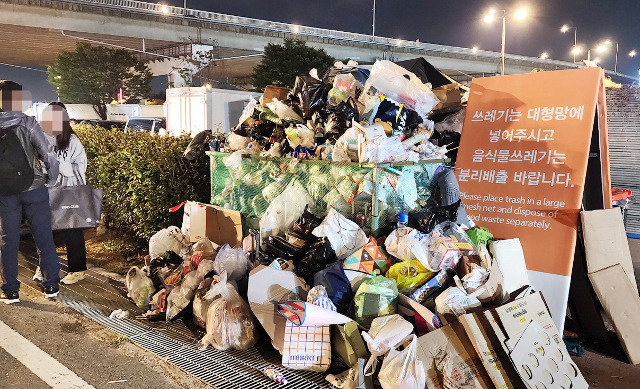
[325, 140, 333, 160]
[396, 196, 409, 228]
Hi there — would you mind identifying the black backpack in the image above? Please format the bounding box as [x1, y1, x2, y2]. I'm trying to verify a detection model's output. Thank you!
[0, 125, 34, 196]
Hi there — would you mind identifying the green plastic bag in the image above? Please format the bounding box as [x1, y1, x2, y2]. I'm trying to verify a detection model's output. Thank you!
[354, 274, 398, 327]
[386, 260, 435, 294]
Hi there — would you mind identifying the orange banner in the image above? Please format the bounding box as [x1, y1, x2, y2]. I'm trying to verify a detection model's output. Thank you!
[456, 68, 609, 277]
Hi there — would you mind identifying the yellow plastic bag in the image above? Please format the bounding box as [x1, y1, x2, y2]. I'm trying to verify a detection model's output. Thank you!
[386, 260, 435, 293]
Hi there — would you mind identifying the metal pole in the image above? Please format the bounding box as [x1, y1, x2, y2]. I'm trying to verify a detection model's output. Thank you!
[588, 49, 591, 62]
[501, 13, 506, 75]
[615, 42, 619, 72]
[372, 0, 376, 36]
[573, 28, 577, 63]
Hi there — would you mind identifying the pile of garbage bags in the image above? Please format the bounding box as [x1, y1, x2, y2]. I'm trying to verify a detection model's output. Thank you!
[123, 164, 587, 388]
[217, 58, 467, 164]
[124, 58, 589, 389]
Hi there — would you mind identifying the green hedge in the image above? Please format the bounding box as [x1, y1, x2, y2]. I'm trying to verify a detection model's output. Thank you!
[74, 124, 210, 243]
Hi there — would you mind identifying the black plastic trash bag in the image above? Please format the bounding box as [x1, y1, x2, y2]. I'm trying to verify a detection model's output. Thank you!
[295, 237, 338, 281]
[436, 167, 471, 228]
[396, 57, 454, 90]
[325, 97, 359, 140]
[183, 130, 213, 161]
[408, 200, 461, 234]
[292, 207, 323, 239]
[313, 261, 354, 316]
[373, 98, 422, 135]
[431, 130, 461, 162]
[262, 235, 305, 263]
[294, 75, 331, 120]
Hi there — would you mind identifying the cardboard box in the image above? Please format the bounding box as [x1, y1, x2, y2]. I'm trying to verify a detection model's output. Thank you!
[247, 265, 308, 352]
[262, 85, 290, 104]
[415, 322, 493, 389]
[182, 202, 242, 247]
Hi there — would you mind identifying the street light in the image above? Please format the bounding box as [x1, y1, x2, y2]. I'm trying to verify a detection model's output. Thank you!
[472, 46, 479, 53]
[585, 43, 607, 62]
[560, 24, 577, 63]
[483, 7, 528, 76]
[604, 40, 620, 72]
[630, 50, 637, 58]
[540, 52, 549, 60]
[160, 5, 169, 14]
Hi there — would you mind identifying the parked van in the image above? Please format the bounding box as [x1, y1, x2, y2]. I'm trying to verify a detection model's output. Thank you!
[124, 117, 166, 134]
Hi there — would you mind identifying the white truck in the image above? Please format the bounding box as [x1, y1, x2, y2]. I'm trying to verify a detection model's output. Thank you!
[166, 87, 262, 137]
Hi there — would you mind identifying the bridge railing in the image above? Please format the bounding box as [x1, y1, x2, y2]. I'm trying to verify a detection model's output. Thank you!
[56, 0, 509, 59]
[20, 0, 637, 81]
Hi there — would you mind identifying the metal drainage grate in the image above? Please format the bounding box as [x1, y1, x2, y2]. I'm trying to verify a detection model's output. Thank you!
[16, 249, 331, 389]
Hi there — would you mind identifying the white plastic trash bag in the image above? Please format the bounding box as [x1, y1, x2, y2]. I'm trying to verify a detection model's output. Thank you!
[285, 124, 315, 149]
[125, 266, 156, 308]
[266, 98, 304, 122]
[259, 185, 310, 237]
[313, 207, 368, 260]
[361, 314, 414, 374]
[435, 286, 482, 317]
[378, 335, 426, 389]
[364, 60, 440, 118]
[214, 244, 249, 282]
[149, 226, 187, 259]
[384, 228, 430, 267]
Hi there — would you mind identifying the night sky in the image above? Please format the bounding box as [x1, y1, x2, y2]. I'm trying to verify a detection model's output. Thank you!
[167, 0, 640, 75]
[3, 0, 640, 101]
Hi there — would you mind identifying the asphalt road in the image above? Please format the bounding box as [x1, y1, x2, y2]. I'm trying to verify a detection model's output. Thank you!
[0, 275, 210, 389]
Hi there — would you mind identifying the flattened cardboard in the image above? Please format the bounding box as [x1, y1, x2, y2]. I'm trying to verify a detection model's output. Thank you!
[185, 202, 243, 247]
[589, 264, 640, 364]
[581, 208, 638, 294]
[460, 312, 520, 389]
[491, 291, 558, 351]
[510, 321, 588, 389]
[247, 265, 308, 352]
[415, 322, 493, 389]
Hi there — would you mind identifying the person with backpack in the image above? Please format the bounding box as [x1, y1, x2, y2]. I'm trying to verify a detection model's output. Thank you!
[0, 80, 61, 303]
[32, 102, 88, 284]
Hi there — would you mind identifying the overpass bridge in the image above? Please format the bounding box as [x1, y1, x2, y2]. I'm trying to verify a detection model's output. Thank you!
[1, 0, 637, 85]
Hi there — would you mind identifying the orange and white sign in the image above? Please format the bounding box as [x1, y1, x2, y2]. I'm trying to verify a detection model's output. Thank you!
[456, 68, 611, 330]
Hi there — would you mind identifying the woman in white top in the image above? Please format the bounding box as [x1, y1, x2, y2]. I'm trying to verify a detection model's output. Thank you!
[35, 102, 88, 284]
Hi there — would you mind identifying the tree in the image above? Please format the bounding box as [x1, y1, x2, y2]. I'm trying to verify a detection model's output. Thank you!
[48, 43, 153, 119]
[251, 39, 334, 91]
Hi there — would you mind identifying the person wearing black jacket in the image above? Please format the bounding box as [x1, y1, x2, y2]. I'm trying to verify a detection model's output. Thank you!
[0, 80, 61, 303]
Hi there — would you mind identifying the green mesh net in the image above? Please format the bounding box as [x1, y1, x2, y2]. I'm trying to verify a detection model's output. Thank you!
[208, 151, 445, 237]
